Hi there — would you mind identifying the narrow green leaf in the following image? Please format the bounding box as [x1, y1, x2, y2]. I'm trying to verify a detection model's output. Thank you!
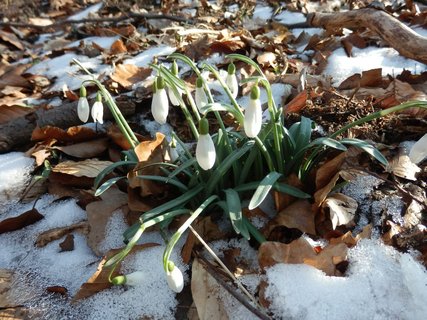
[95, 176, 126, 196]
[224, 189, 249, 239]
[311, 137, 347, 151]
[168, 158, 196, 179]
[273, 182, 311, 199]
[341, 138, 388, 166]
[249, 171, 282, 210]
[136, 175, 188, 192]
[94, 160, 136, 189]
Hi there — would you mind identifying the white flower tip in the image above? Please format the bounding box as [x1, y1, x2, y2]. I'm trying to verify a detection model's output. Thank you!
[409, 133, 427, 164]
[196, 134, 216, 170]
[166, 266, 184, 293]
[122, 271, 145, 286]
[152, 88, 169, 124]
[77, 97, 90, 123]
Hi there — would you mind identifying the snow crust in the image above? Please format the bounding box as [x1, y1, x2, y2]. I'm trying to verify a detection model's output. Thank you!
[265, 239, 427, 320]
[123, 45, 176, 67]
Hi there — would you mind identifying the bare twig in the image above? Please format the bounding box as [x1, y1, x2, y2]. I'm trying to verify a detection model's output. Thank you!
[0, 13, 193, 30]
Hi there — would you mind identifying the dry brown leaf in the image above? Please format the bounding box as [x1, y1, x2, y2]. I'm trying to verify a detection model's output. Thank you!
[86, 187, 128, 256]
[191, 258, 231, 320]
[110, 39, 127, 55]
[257, 52, 276, 68]
[0, 63, 31, 90]
[386, 154, 421, 181]
[73, 242, 160, 301]
[0, 30, 24, 50]
[267, 200, 316, 235]
[284, 90, 307, 113]
[46, 286, 68, 296]
[36, 221, 89, 247]
[52, 159, 113, 178]
[273, 174, 304, 212]
[313, 172, 340, 209]
[53, 138, 109, 158]
[315, 152, 347, 190]
[403, 200, 423, 228]
[59, 234, 75, 252]
[32, 125, 100, 143]
[303, 243, 348, 276]
[382, 220, 404, 245]
[322, 193, 357, 230]
[110, 64, 152, 89]
[210, 39, 246, 54]
[0, 209, 44, 234]
[0, 105, 34, 125]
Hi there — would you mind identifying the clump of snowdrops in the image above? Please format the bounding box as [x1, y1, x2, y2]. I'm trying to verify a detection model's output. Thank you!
[73, 56, 427, 293]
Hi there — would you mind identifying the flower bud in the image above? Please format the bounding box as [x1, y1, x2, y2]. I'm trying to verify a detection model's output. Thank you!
[409, 133, 427, 164]
[91, 91, 104, 124]
[77, 86, 90, 123]
[111, 271, 145, 286]
[244, 85, 262, 138]
[195, 77, 208, 114]
[166, 261, 184, 293]
[151, 76, 169, 124]
[196, 118, 216, 170]
[226, 63, 238, 99]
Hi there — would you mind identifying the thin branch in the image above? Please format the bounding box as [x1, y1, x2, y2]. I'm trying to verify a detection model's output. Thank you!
[0, 13, 194, 30]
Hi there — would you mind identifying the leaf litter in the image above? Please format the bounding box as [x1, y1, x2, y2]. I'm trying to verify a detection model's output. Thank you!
[1, 0, 427, 319]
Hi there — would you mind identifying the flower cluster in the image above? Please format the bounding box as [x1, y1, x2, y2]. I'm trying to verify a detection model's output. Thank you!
[77, 86, 104, 124]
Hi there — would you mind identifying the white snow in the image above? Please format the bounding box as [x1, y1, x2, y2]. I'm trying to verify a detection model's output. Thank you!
[0, 152, 34, 207]
[123, 45, 176, 67]
[265, 239, 427, 320]
[325, 47, 427, 85]
[292, 28, 324, 38]
[252, 5, 273, 21]
[67, 36, 121, 50]
[26, 53, 112, 92]
[275, 10, 307, 25]
[67, 2, 103, 21]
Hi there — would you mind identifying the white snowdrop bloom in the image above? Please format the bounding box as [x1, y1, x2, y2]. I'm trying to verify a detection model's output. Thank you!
[77, 86, 90, 123]
[195, 77, 208, 114]
[244, 85, 262, 138]
[409, 133, 427, 164]
[168, 60, 183, 107]
[196, 118, 216, 170]
[151, 77, 169, 124]
[226, 63, 238, 99]
[166, 262, 184, 293]
[91, 91, 104, 124]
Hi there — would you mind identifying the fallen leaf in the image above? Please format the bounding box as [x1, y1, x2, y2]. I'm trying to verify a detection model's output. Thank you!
[210, 39, 246, 54]
[284, 90, 307, 113]
[382, 220, 404, 245]
[46, 286, 68, 296]
[273, 174, 305, 212]
[110, 39, 127, 55]
[32, 125, 100, 143]
[73, 243, 160, 301]
[52, 159, 113, 178]
[257, 52, 276, 68]
[266, 200, 316, 235]
[36, 221, 89, 247]
[0, 63, 31, 90]
[315, 152, 347, 190]
[303, 243, 348, 276]
[0, 209, 44, 234]
[403, 200, 423, 228]
[86, 187, 128, 256]
[110, 64, 152, 89]
[322, 193, 357, 230]
[59, 234, 75, 252]
[0, 105, 34, 125]
[0, 30, 24, 50]
[386, 154, 421, 181]
[53, 138, 109, 158]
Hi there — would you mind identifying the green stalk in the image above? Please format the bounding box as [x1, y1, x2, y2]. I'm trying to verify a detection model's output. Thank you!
[242, 216, 266, 243]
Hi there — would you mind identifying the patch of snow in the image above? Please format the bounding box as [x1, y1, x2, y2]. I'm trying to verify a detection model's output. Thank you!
[275, 10, 306, 25]
[291, 28, 323, 38]
[265, 239, 427, 320]
[0, 152, 34, 207]
[412, 26, 427, 38]
[99, 210, 129, 253]
[210, 238, 259, 271]
[325, 47, 427, 85]
[26, 53, 112, 92]
[67, 36, 121, 50]
[67, 2, 103, 21]
[123, 45, 176, 67]
[253, 5, 273, 21]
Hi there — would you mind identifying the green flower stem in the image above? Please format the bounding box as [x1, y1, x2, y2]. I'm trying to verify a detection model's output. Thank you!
[184, 87, 202, 121]
[254, 136, 275, 172]
[242, 215, 266, 243]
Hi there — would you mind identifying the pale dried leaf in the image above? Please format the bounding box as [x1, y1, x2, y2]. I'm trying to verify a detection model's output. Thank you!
[403, 200, 423, 228]
[386, 154, 421, 181]
[36, 221, 89, 247]
[110, 64, 152, 89]
[53, 138, 109, 158]
[271, 200, 316, 235]
[52, 159, 113, 178]
[322, 193, 357, 230]
[303, 243, 348, 276]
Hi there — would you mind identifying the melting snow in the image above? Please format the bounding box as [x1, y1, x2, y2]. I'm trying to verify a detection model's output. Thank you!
[67, 2, 103, 21]
[265, 239, 427, 320]
[123, 45, 176, 67]
[274, 10, 307, 25]
[67, 36, 121, 50]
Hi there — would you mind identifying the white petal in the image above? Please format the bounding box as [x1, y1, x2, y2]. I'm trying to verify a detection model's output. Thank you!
[91, 101, 104, 124]
[226, 73, 238, 99]
[151, 89, 169, 124]
[244, 98, 262, 138]
[409, 133, 427, 164]
[125, 271, 145, 286]
[166, 267, 184, 293]
[167, 87, 182, 107]
[195, 87, 208, 114]
[77, 97, 90, 123]
[196, 134, 216, 170]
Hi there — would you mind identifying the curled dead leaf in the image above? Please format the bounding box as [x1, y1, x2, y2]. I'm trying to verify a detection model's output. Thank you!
[322, 193, 357, 230]
[0, 209, 44, 234]
[32, 125, 100, 143]
[52, 159, 113, 178]
[110, 64, 152, 89]
[53, 138, 109, 158]
[36, 221, 89, 247]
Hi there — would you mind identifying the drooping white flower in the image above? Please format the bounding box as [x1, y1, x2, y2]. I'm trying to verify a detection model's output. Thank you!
[167, 60, 182, 107]
[111, 271, 145, 286]
[91, 91, 104, 124]
[196, 118, 216, 170]
[226, 62, 238, 99]
[409, 133, 427, 164]
[166, 261, 184, 293]
[77, 86, 90, 123]
[195, 77, 208, 114]
[244, 85, 262, 138]
[151, 76, 169, 124]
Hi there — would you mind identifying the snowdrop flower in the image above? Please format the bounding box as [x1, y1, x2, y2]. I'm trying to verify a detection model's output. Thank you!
[91, 91, 104, 124]
[167, 61, 182, 107]
[195, 77, 208, 114]
[111, 271, 145, 286]
[409, 133, 427, 164]
[151, 76, 169, 124]
[226, 62, 238, 99]
[77, 86, 90, 123]
[244, 85, 262, 138]
[166, 261, 184, 293]
[196, 118, 216, 170]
